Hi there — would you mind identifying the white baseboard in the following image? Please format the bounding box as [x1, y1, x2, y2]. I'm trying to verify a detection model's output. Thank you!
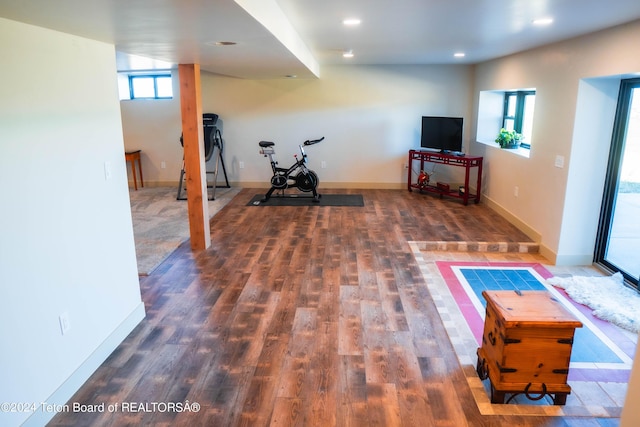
[551, 253, 594, 266]
[235, 181, 406, 190]
[139, 181, 407, 190]
[480, 194, 542, 243]
[22, 303, 146, 427]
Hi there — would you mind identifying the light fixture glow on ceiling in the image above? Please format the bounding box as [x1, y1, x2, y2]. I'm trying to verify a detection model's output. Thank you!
[210, 41, 237, 46]
[343, 50, 354, 58]
[454, 52, 466, 58]
[533, 18, 554, 26]
[343, 18, 361, 26]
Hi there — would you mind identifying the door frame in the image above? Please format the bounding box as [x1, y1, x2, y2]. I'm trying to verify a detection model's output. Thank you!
[594, 77, 640, 287]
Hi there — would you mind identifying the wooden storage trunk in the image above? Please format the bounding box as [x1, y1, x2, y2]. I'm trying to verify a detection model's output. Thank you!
[476, 290, 582, 405]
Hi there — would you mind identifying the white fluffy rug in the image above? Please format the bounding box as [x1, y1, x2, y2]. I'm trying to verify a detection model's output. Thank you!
[547, 272, 640, 333]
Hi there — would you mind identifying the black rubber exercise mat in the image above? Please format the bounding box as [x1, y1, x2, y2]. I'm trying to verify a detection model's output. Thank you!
[247, 194, 364, 206]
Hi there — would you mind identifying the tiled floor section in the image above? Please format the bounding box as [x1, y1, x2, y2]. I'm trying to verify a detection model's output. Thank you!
[409, 243, 637, 418]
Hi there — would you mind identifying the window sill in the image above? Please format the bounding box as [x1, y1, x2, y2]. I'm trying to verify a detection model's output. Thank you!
[477, 140, 530, 158]
[499, 145, 530, 158]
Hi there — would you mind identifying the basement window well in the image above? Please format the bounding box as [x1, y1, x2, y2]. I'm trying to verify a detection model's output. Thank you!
[477, 89, 536, 157]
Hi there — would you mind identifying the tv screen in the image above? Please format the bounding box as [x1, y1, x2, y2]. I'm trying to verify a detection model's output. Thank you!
[420, 116, 463, 152]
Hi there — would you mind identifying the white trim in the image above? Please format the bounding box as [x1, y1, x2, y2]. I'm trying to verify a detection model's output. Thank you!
[22, 303, 146, 427]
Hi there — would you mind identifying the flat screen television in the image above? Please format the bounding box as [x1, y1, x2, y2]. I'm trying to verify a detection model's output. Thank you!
[420, 116, 463, 152]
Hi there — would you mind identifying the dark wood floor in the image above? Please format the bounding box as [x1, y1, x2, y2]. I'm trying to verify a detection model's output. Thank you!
[50, 189, 610, 426]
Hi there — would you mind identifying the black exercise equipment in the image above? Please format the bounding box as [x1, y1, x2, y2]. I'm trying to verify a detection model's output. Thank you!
[177, 113, 230, 200]
[258, 136, 324, 202]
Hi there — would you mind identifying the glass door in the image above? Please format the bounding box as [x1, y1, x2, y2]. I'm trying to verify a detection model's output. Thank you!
[596, 78, 640, 286]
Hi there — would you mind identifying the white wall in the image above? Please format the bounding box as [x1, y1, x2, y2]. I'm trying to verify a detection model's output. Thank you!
[203, 64, 474, 188]
[559, 77, 620, 263]
[122, 64, 474, 188]
[0, 18, 145, 426]
[471, 20, 640, 264]
[120, 71, 184, 186]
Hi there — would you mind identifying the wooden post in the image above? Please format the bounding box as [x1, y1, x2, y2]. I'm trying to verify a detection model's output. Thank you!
[178, 64, 211, 250]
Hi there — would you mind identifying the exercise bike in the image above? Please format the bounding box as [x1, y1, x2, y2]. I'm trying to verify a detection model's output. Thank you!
[258, 137, 324, 202]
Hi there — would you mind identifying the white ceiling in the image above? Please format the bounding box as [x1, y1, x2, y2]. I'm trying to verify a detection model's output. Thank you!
[2, 0, 640, 79]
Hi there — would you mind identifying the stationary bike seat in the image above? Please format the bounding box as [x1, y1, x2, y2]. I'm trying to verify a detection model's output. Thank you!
[259, 141, 275, 147]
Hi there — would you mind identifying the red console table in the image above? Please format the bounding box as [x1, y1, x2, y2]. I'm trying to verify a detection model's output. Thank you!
[407, 150, 483, 205]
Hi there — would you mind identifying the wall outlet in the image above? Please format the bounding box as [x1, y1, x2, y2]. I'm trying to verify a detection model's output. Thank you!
[161, 161, 166, 169]
[239, 161, 245, 169]
[59, 312, 70, 335]
[321, 161, 327, 169]
[555, 155, 565, 168]
[514, 186, 519, 197]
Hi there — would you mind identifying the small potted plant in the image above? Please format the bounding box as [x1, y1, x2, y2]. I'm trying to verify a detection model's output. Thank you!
[495, 128, 523, 149]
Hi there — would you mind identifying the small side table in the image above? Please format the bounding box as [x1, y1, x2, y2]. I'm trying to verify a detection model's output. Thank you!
[125, 150, 144, 190]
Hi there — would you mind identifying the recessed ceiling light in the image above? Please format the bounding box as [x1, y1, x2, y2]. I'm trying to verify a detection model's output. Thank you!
[454, 52, 466, 58]
[343, 50, 354, 58]
[285, 74, 297, 78]
[533, 18, 553, 26]
[343, 18, 361, 26]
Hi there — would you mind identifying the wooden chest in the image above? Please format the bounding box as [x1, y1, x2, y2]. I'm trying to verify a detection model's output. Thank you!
[476, 290, 582, 405]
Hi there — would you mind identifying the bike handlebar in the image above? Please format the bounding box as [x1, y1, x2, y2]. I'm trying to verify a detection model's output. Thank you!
[303, 137, 325, 146]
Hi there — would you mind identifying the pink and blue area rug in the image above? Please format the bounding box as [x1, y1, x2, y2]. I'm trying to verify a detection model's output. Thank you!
[437, 262, 635, 383]
[409, 244, 635, 417]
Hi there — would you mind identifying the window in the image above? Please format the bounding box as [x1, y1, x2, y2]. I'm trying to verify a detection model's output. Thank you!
[595, 77, 640, 286]
[502, 91, 535, 148]
[127, 74, 173, 99]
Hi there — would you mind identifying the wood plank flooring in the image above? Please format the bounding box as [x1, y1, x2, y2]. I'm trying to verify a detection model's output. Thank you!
[50, 189, 615, 426]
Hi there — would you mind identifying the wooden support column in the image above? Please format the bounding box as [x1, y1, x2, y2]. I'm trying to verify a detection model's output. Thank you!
[178, 64, 211, 250]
